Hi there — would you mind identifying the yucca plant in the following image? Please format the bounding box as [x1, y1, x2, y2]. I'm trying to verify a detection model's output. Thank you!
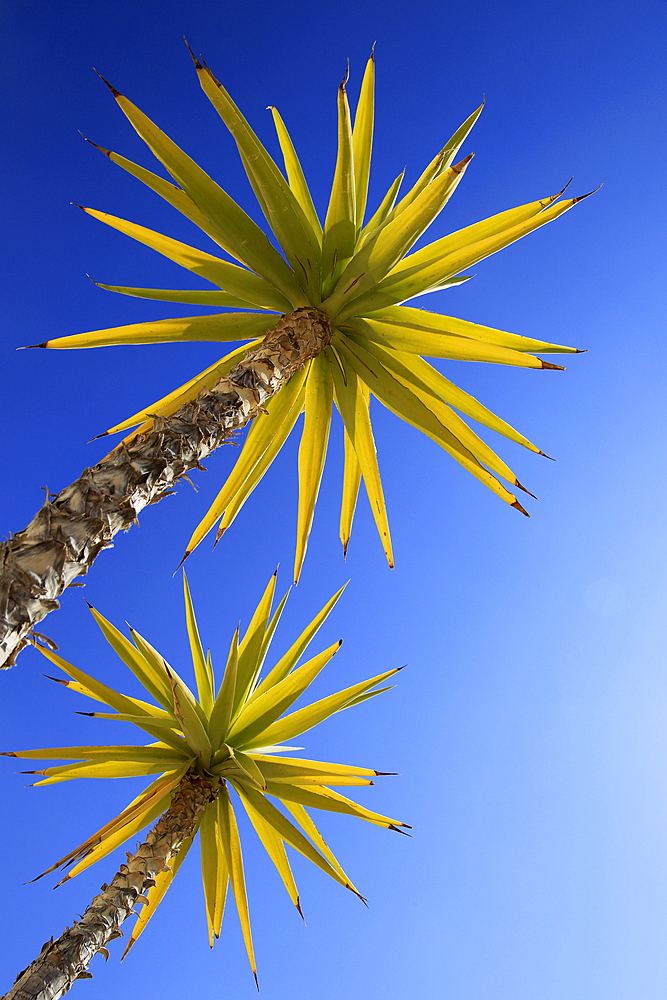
[0, 46, 593, 668]
[3, 572, 406, 999]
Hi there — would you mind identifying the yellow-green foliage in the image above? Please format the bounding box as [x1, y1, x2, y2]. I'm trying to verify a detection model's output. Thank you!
[39, 49, 592, 582]
[5, 574, 406, 977]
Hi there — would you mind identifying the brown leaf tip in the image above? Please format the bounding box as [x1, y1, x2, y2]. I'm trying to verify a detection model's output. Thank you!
[94, 69, 121, 98]
[511, 500, 530, 517]
[340, 59, 350, 89]
[538, 451, 557, 461]
[516, 481, 538, 500]
[452, 152, 475, 173]
[540, 360, 565, 370]
[543, 178, 573, 209]
[184, 37, 204, 70]
[574, 182, 603, 203]
[173, 551, 191, 576]
[18, 342, 48, 350]
[348, 884, 369, 905]
[80, 133, 112, 158]
[43, 674, 68, 686]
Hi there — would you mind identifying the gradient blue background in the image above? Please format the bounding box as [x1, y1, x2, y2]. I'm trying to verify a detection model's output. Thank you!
[1, 1, 666, 997]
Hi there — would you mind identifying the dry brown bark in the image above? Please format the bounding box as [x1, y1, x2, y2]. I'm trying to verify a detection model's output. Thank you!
[3, 773, 214, 1000]
[0, 307, 332, 669]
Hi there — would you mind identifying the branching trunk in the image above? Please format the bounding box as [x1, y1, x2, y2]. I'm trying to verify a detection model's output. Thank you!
[3, 773, 214, 1000]
[0, 307, 332, 669]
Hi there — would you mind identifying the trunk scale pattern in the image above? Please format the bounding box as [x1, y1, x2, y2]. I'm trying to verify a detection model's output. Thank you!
[3, 773, 214, 1000]
[0, 308, 332, 669]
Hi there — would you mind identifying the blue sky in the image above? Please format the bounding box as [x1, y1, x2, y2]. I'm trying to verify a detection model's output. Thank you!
[1, 0, 666, 997]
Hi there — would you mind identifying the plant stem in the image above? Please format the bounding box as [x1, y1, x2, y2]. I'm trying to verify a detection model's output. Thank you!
[0, 308, 332, 669]
[3, 773, 214, 1000]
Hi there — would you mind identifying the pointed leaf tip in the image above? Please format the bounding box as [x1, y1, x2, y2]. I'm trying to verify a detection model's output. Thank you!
[94, 69, 121, 98]
[452, 152, 475, 173]
[347, 884, 368, 905]
[540, 360, 565, 370]
[516, 482, 538, 500]
[340, 59, 350, 88]
[79, 133, 112, 158]
[543, 178, 573, 208]
[17, 342, 47, 350]
[539, 451, 557, 461]
[183, 37, 204, 70]
[574, 183, 603, 202]
[120, 938, 135, 962]
[173, 551, 191, 577]
[511, 500, 530, 517]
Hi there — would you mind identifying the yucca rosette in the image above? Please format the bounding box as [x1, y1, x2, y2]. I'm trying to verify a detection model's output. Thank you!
[4, 573, 405, 981]
[32, 45, 594, 582]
